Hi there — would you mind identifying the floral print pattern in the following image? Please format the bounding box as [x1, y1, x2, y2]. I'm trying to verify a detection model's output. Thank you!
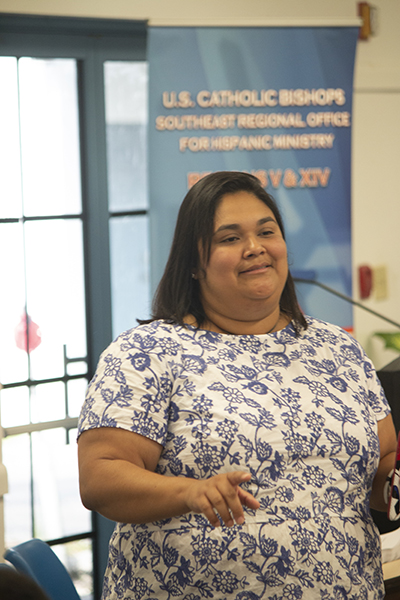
[78, 317, 390, 600]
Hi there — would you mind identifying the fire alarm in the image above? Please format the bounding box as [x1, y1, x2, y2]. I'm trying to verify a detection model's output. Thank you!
[358, 265, 373, 299]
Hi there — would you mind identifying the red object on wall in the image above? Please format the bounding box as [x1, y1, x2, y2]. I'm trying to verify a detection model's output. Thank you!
[358, 265, 373, 299]
[15, 313, 42, 353]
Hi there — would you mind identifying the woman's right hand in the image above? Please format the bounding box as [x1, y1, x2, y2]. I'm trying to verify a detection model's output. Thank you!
[183, 471, 260, 527]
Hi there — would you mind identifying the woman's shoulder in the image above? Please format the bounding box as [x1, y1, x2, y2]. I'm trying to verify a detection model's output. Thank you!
[111, 320, 184, 345]
[303, 315, 367, 354]
[105, 319, 205, 353]
[304, 315, 349, 335]
[92, 321, 191, 373]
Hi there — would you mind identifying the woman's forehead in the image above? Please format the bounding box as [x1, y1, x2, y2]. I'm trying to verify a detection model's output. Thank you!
[214, 192, 275, 228]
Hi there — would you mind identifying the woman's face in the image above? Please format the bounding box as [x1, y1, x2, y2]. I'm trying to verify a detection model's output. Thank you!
[197, 191, 288, 322]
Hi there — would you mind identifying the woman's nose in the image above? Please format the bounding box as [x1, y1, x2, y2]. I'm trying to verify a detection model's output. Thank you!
[243, 236, 265, 257]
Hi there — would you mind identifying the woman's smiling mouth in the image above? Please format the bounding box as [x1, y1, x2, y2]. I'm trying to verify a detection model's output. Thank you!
[240, 263, 271, 275]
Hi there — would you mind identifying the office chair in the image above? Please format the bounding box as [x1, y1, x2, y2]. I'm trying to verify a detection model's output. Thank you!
[4, 538, 81, 600]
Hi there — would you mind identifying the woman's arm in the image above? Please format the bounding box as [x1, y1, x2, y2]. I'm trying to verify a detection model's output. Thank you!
[78, 427, 260, 527]
[370, 413, 397, 512]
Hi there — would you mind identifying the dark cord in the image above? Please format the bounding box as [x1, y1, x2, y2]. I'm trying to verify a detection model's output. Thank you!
[294, 278, 400, 330]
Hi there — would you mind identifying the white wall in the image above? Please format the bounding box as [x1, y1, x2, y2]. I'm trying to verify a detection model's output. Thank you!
[1, 0, 399, 369]
[0, 0, 360, 24]
[352, 0, 400, 368]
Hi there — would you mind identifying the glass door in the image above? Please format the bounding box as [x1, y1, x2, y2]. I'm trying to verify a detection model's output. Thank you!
[0, 14, 148, 598]
[0, 55, 92, 598]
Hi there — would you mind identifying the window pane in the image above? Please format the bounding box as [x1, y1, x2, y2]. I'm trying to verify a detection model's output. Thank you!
[18, 58, 82, 216]
[104, 61, 148, 211]
[53, 539, 93, 600]
[32, 428, 91, 540]
[0, 57, 22, 218]
[67, 378, 88, 419]
[30, 381, 66, 424]
[3, 433, 32, 547]
[109, 216, 151, 336]
[68, 428, 78, 445]
[24, 219, 87, 381]
[0, 386, 30, 428]
[0, 223, 28, 385]
[66, 361, 88, 377]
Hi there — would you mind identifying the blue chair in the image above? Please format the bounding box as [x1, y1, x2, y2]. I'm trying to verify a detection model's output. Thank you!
[4, 538, 81, 600]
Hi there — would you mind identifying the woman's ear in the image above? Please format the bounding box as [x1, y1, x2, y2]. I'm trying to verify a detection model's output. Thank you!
[192, 267, 206, 280]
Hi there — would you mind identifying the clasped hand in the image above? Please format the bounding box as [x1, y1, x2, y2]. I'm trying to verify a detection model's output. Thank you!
[184, 471, 260, 528]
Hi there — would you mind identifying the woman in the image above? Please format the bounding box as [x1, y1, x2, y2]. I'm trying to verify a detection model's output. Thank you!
[78, 171, 396, 600]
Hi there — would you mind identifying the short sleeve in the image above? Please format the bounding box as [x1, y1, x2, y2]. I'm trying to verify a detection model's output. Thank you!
[77, 325, 178, 446]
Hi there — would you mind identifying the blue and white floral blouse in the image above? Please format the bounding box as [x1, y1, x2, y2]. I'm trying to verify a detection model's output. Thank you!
[78, 317, 390, 600]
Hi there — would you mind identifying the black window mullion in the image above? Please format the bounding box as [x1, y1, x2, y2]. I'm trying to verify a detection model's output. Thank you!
[109, 210, 148, 218]
[79, 51, 113, 371]
[78, 49, 114, 600]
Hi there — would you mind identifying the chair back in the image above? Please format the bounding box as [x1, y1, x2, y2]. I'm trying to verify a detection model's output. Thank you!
[4, 539, 81, 600]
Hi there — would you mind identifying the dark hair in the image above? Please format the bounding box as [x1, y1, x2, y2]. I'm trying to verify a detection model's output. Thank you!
[143, 171, 307, 334]
[0, 565, 51, 600]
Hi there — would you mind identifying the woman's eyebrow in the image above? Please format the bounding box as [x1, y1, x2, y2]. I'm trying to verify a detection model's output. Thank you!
[214, 216, 276, 234]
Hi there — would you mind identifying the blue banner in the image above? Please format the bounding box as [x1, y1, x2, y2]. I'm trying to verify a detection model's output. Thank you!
[148, 26, 358, 329]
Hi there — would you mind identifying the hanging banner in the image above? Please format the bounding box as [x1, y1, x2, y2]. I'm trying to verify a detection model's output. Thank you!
[148, 26, 358, 328]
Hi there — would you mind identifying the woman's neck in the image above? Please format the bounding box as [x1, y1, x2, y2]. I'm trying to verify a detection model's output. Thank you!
[199, 307, 289, 336]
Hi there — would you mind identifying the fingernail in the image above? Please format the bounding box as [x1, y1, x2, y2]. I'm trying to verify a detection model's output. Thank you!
[236, 516, 245, 525]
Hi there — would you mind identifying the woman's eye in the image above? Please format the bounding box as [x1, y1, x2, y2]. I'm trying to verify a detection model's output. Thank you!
[221, 236, 238, 243]
[260, 229, 274, 237]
